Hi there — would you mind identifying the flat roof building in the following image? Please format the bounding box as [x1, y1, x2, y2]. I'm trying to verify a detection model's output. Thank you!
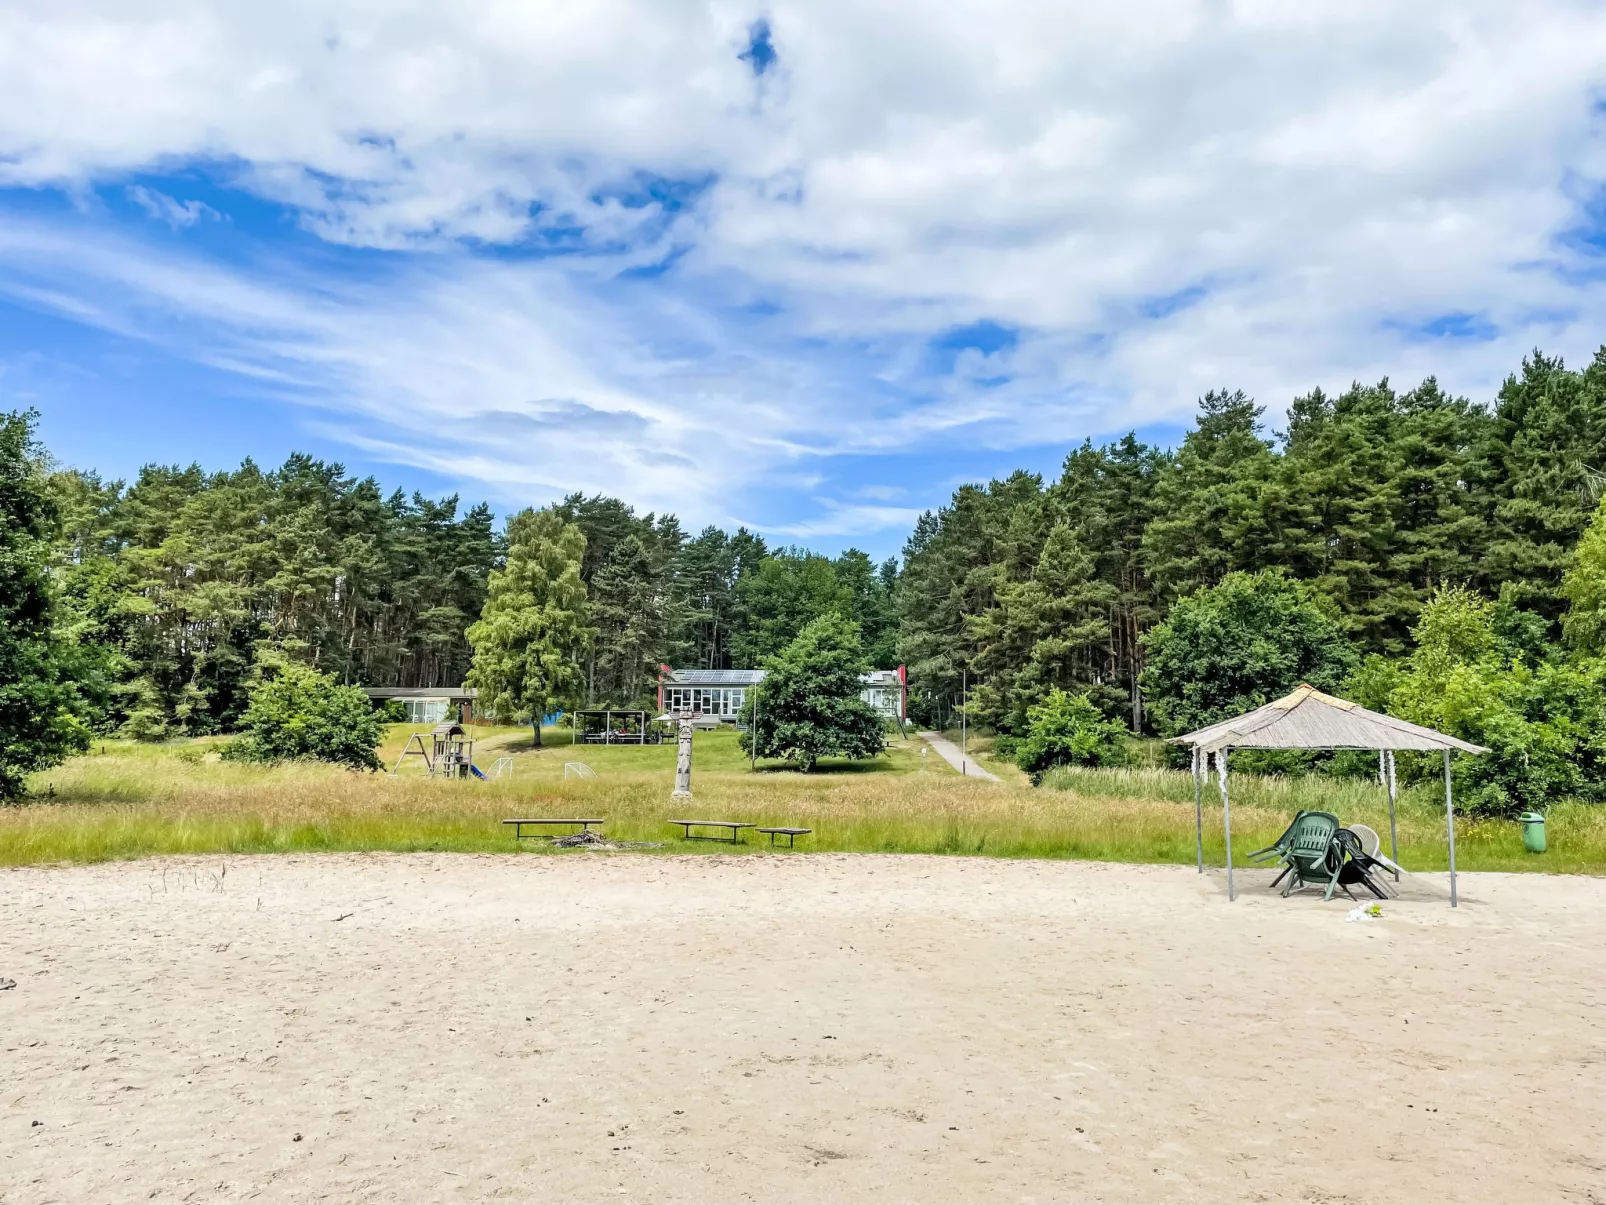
[360, 686, 478, 726]
[658, 666, 905, 723]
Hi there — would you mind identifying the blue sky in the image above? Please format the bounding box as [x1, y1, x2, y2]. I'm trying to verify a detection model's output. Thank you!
[4, 2, 1606, 560]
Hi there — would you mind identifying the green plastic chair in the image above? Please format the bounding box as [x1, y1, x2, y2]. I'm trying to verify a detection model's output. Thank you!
[1247, 811, 1308, 864]
[1273, 811, 1343, 900]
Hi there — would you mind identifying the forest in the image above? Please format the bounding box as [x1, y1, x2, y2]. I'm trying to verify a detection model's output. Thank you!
[36, 447, 898, 742]
[13, 346, 1606, 812]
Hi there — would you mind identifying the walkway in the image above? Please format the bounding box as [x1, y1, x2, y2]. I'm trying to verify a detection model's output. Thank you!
[917, 731, 1002, 782]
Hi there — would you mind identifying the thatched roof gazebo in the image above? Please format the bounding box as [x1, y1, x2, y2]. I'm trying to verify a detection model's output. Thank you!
[1171, 684, 1487, 907]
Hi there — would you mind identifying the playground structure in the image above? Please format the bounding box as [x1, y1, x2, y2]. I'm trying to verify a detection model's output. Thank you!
[390, 721, 484, 779]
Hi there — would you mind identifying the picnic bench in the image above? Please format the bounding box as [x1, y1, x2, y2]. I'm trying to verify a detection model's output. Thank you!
[669, 820, 756, 844]
[756, 826, 812, 848]
[502, 818, 605, 840]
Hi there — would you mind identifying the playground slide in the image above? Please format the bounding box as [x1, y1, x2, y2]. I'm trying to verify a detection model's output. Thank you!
[469, 764, 488, 780]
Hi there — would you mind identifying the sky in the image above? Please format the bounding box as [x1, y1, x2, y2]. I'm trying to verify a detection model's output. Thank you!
[4, 2, 1606, 560]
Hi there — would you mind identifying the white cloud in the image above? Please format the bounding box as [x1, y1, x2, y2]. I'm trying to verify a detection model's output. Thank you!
[126, 185, 219, 228]
[3, 0, 1606, 538]
[760, 500, 930, 541]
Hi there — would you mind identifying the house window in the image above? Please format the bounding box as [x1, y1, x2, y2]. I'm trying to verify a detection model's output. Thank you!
[664, 682, 750, 718]
[404, 699, 448, 724]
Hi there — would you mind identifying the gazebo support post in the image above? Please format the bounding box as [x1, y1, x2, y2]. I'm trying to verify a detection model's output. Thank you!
[1444, 749, 1458, 908]
[1192, 744, 1204, 873]
[1385, 750, 1400, 882]
[1216, 747, 1234, 902]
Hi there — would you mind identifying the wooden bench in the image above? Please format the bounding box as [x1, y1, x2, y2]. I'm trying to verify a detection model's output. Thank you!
[668, 820, 756, 844]
[502, 818, 605, 840]
[756, 826, 812, 848]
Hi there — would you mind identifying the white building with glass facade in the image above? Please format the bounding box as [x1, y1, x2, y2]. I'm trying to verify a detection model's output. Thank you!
[658, 667, 904, 723]
[360, 686, 478, 725]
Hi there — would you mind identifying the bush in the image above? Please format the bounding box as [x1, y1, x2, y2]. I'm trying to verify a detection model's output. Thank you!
[1383, 587, 1606, 816]
[1015, 689, 1129, 783]
[225, 661, 384, 771]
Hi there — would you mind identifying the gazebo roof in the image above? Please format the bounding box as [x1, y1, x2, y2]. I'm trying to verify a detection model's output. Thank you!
[1170, 684, 1488, 754]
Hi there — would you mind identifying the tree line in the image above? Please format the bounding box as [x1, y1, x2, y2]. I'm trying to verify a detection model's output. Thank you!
[899, 350, 1606, 739]
[10, 345, 1606, 808]
[19, 422, 899, 761]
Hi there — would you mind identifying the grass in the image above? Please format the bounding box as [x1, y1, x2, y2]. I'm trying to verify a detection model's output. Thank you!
[5, 727, 1603, 874]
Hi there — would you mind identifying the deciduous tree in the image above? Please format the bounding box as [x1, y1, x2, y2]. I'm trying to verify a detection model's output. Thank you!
[740, 614, 885, 771]
[466, 508, 591, 746]
[0, 410, 87, 798]
[1140, 570, 1357, 739]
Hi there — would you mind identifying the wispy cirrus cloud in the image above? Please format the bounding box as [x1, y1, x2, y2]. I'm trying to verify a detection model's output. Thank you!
[126, 185, 220, 229]
[3, 1, 1606, 549]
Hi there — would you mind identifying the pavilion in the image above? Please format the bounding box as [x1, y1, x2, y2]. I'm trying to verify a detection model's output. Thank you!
[1171, 684, 1487, 907]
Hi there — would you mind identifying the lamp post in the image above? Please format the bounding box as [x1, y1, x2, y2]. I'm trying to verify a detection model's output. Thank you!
[749, 683, 759, 773]
[961, 666, 968, 777]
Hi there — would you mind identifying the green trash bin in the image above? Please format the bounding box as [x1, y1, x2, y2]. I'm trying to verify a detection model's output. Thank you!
[1519, 811, 1546, 854]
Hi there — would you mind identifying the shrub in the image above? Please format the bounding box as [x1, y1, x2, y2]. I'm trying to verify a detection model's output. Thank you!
[1015, 689, 1128, 783]
[1385, 588, 1606, 816]
[225, 661, 384, 771]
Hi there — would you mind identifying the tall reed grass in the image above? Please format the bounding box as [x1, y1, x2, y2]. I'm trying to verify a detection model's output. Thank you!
[1040, 763, 1606, 874]
[5, 734, 1602, 873]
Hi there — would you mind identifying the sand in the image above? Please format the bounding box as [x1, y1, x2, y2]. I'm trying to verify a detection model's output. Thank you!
[3, 853, 1604, 1204]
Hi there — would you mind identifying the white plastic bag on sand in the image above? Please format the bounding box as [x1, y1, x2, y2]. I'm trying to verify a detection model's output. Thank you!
[1346, 905, 1367, 922]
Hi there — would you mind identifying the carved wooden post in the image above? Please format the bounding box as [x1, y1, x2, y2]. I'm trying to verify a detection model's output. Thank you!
[671, 715, 694, 799]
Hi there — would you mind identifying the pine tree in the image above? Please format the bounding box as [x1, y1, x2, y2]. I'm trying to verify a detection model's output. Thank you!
[1052, 434, 1163, 729]
[833, 549, 899, 668]
[1482, 350, 1606, 623]
[1013, 523, 1119, 717]
[588, 532, 670, 705]
[1142, 390, 1275, 603]
[733, 549, 851, 664]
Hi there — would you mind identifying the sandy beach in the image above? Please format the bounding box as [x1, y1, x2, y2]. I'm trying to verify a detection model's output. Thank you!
[3, 852, 1603, 1203]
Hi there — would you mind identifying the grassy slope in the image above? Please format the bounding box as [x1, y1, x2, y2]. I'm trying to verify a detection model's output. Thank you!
[5, 727, 1602, 873]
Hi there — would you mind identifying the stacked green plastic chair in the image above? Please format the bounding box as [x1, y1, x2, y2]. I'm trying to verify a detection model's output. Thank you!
[1246, 811, 1308, 864]
[1273, 811, 1343, 899]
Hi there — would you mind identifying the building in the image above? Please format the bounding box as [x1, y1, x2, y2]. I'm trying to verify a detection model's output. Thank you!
[658, 669, 761, 723]
[658, 666, 905, 723]
[859, 669, 906, 720]
[360, 686, 478, 726]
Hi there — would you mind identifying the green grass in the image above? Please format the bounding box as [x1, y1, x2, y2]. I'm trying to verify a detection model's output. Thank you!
[5, 728, 1603, 874]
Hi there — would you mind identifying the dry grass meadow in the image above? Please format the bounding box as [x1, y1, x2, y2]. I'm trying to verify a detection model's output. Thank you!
[6, 725, 1604, 874]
